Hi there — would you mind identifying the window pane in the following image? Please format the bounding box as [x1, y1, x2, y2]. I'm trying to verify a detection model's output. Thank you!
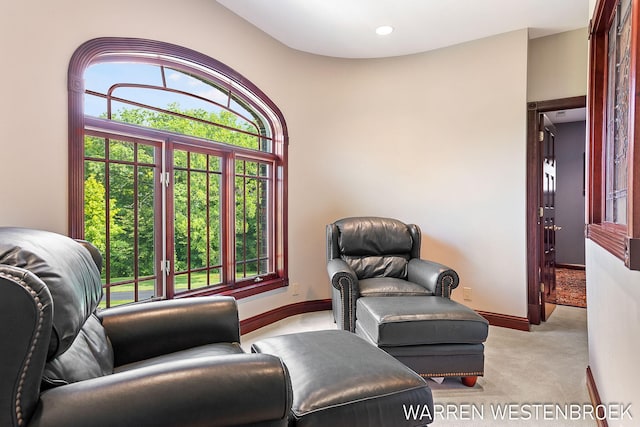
[85, 135, 106, 159]
[84, 160, 107, 264]
[137, 278, 156, 303]
[138, 165, 156, 277]
[190, 152, 207, 171]
[138, 144, 155, 164]
[109, 162, 135, 280]
[209, 269, 221, 286]
[209, 173, 222, 266]
[174, 273, 189, 293]
[174, 150, 188, 168]
[605, 0, 631, 224]
[85, 135, 160, 308]
[174, 148, 223, 293]
[235, 159, 271, 280]
[109, 139, 135, 162]
[85, 93, 107, 118]
[165, 68, 229, 106]
[174, 168, 189, 273]
[209, 156, 221, 172]
[230, 98, 257, 124]
[258, 163, 269, 177]
[190, 171, 207, 270]
[85, 62, 164, 93]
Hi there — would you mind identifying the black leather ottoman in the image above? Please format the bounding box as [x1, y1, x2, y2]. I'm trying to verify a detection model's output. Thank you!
[355, 296, 489, 386]
[251, 330, 434, 427]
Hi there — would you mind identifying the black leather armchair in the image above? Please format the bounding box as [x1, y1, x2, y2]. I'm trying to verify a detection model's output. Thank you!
[0, 227, 292, 427]
[326, 217, 489, 386]
[327, 216, 460, 331]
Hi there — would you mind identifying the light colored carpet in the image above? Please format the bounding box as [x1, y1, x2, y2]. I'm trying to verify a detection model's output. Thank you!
[241, 305, 591, 426]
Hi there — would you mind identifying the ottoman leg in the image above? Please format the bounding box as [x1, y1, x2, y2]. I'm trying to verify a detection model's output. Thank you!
[461, 376, 478, 387]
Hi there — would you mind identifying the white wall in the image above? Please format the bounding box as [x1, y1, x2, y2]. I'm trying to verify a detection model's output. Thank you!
[304, 31, 531, 317]
[528, 27, 589, 102]
[586, 241, 640, 424]
[0, 0, 531, 320]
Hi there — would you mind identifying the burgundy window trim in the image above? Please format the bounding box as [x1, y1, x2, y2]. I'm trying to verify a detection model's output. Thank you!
[588, 0, 640, 270]
[69, 37, 289, 303]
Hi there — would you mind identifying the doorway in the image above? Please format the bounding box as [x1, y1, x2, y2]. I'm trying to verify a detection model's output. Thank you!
[526, 96, 587, 325]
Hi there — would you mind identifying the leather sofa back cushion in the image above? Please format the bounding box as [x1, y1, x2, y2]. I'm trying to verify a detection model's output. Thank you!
[42, 315, 114, 388]
[0, 227, 104, 359]
[336, 217, 413, 279]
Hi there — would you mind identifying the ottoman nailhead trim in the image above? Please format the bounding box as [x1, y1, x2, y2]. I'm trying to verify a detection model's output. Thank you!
[419, 371, 483, 378]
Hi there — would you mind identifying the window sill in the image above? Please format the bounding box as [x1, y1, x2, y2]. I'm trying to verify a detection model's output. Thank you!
[174, 277, 288, 300]
[587, 223, 640, 270]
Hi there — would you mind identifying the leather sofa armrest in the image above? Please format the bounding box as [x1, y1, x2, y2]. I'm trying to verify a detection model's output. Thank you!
[28, 354, 292, 427]
[407, 258, 460, 298]
[98, 296, 240, 366]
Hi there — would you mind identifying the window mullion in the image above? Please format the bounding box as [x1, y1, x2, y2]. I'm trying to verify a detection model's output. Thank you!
[206, 156, 211, 287]
[104, 138, 112, 308]
[223, 153, 236, 287]
[164, 143, 176, 298]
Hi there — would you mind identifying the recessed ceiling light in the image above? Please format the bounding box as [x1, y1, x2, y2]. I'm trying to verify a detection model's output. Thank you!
[375, 25, 394, 36]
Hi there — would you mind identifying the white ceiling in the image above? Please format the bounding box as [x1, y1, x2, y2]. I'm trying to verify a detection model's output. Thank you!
[548, 107, 587, 124]
[216, 0, 590, 59]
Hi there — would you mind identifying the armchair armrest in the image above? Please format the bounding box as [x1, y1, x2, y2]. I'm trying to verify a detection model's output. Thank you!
[327, 259, 359, 292]
[29, 354, 292, 427]
[407, 258, 460, 298]
[98, 296, 240, 366]
[327, 259, 359, 331]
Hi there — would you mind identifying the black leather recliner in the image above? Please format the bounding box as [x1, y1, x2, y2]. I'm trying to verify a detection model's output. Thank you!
[0, 227, 292, 427]
[327, 216, 460, 332]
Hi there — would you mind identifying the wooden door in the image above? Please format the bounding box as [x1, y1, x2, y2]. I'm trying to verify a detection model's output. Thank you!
[526, 96, 585, 326]
[540, 114, 558, 320]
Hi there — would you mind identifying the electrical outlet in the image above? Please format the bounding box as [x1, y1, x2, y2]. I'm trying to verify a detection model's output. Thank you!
[463, 287, 472, 301]
[291, 282, 300, 296]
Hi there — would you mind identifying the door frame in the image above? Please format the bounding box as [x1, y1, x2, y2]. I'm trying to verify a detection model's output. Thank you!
[526, 96, 586, 325]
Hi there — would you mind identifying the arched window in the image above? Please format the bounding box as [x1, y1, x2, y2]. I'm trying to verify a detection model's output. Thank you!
[69, 38, 288, 307]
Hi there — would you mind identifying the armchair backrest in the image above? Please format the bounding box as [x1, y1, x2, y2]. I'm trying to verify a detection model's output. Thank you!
[327, 217, 421, 280]
[0, 227, 111, 427]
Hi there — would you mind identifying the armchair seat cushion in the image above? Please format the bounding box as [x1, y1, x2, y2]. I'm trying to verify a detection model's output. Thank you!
[356, 296, 489, 347]
[114, 342, 244, 373]
[359, 277, 432, 297]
